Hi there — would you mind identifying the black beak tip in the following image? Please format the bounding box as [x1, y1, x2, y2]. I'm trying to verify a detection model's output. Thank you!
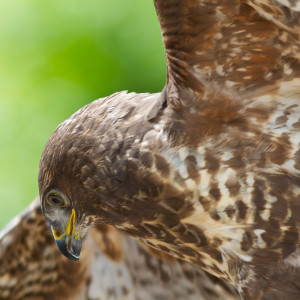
[65, 252, 79, 261]
[55, 235, 82, 261]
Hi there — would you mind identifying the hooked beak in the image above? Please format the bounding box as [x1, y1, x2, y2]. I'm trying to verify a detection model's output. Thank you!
[51, 209, 82, 261]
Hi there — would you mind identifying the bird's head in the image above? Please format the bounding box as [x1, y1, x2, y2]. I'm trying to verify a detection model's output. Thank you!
[38, 128, 107, 261]
[38, 101, 109, 261]
[38, 119, 110, 260]
[38, 94, 144, 260]
[38, 92, 163, 260]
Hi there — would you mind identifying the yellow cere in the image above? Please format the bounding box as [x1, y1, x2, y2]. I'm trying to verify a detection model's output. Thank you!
[65, 209, 76, 237]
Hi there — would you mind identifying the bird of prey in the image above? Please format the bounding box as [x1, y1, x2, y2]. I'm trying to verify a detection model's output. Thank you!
[0, 199, 239, 300]
[39, 0, 300, 299]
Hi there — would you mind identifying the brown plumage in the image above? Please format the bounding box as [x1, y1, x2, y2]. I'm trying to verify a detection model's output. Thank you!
[0, 199, 239, 300]
[39, 1, 300, 299]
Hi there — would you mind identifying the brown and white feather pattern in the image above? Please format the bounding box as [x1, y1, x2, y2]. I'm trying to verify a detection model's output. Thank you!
[38, 1, 300, 299]
[0, 199, 239, 300]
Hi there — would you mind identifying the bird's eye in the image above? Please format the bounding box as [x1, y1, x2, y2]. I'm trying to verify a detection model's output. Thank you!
[46, 193, 66, 207]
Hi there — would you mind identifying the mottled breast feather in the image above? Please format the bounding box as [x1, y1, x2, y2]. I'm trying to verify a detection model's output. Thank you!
[0, 199, 239, 300]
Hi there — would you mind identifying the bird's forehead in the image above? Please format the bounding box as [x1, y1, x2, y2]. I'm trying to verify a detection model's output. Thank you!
[39, 90, 160, 181]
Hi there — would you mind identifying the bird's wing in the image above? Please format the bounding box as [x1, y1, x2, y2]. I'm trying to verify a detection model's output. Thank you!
[154, 0, 300, 109]
[0, 199, 91, 300]
[0, 199, 239, 300]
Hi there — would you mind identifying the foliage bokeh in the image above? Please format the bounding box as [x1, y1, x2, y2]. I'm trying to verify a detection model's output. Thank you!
[0, 0, 165, 229]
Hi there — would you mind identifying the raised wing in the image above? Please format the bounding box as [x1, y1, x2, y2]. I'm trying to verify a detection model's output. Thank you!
[154, 0, 300, 108]
[0, 199, 239, 300]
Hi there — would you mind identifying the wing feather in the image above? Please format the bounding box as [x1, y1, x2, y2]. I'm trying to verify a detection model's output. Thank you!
[0, 199, 89, 300]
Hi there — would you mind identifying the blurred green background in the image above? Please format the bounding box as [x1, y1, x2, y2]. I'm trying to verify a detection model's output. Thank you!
[0, 0, 165, 229]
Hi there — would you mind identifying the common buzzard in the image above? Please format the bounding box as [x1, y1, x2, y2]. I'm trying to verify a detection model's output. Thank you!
[39, 0, 300, 299]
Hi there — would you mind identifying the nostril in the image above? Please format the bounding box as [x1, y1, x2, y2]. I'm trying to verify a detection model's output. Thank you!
[51, 227, 62, 240]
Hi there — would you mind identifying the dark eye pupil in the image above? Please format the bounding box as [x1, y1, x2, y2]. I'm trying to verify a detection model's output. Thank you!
[51, 197, 61, 204]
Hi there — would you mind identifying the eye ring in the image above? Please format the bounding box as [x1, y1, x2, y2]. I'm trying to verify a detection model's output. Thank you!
[46, 191, 67, 207]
